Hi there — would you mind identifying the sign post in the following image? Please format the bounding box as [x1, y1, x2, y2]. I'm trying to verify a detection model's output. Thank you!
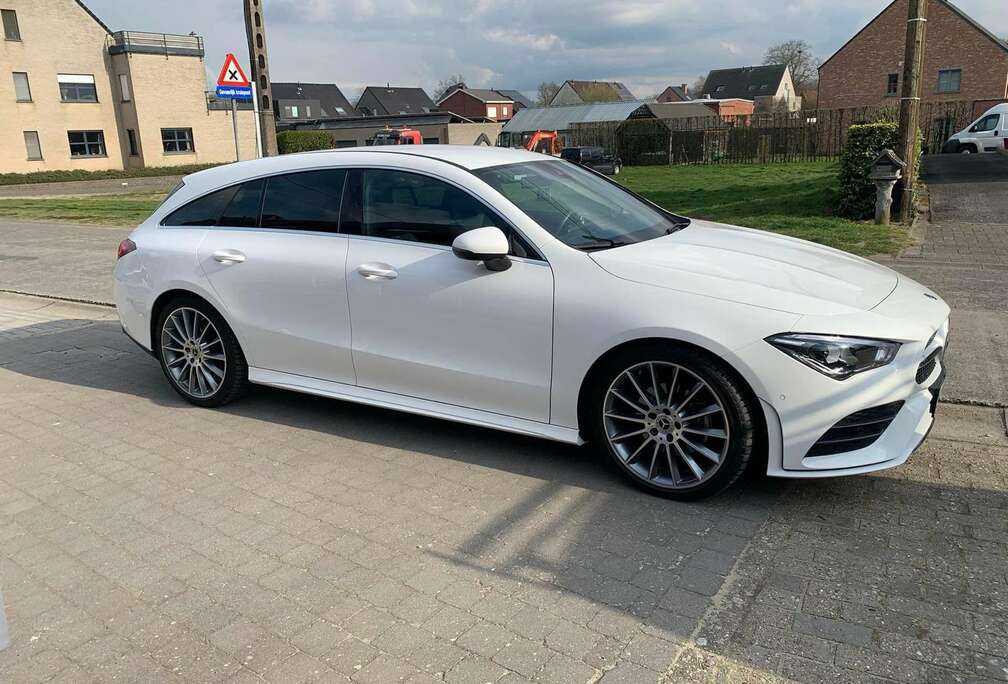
[215, 53, 253, 162]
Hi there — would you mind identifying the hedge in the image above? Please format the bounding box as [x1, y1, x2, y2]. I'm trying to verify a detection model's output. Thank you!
[837, 122, 899, 219]
[0, 163, 220, 187]
[277, 130, 334, 154]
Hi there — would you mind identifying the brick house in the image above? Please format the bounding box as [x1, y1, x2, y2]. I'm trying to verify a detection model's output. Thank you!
[549, 80, 635, 106]
[656, 85, 692, 102]
[437, 88, 514, 121]
[818, 0, 1008, 110]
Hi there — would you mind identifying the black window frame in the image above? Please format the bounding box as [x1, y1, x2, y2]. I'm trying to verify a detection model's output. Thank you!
[12, 71, 31, 102]
[936, 68, 961, 94]
[161, 127, 195, 154]
[2, 9, 20, 41]
[343, 167, 542, 260]
[886, 73, 899, 97]
[67, 130, 106, 158]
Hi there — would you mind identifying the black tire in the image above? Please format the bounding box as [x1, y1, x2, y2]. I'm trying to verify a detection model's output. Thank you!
[154, 295, 248, 407]
[587, 342, 757, 501]
[959, 144, 976, 154]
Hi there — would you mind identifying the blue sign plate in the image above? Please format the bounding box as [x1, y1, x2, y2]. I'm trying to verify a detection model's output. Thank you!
[216, 85, 253, 99]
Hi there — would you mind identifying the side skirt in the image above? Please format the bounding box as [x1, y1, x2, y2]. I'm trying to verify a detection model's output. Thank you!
[248, 367, 585, 445]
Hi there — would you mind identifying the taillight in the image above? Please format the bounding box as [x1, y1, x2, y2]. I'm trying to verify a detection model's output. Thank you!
[117, 238, 137, 259]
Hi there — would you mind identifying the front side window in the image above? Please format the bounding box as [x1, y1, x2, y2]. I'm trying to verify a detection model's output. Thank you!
[162, 128, 194, 153]
[2, 9, 20, 41]
[886, 73, 898, 96]
[474, 160, 687, 251]
[59, 74, 98, 102]
[23, 131, 41, 160]
[971, 114, 1000, 133]
[68, 130, 105, 157]
[13, 71, 31, 101]
[260, 170, 346, 232]
[359, 169, 507, 247]
[937, 69, 961, 93]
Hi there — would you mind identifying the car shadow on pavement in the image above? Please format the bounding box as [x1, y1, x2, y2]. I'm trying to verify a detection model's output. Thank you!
[4, 316, 1004, 682]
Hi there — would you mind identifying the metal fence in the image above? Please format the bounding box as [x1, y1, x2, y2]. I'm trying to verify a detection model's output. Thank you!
[570, 100, 985, 166]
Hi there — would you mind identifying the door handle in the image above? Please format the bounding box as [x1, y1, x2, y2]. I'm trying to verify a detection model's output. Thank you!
[212, 249, 246, 264]
[357, 262, 398, 280]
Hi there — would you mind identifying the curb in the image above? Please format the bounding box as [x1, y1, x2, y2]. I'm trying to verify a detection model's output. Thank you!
[0, 588, 8, 651]
[0, 288, 114, 308]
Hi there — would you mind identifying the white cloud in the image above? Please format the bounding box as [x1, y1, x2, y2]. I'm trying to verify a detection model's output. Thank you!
[484, 28, 563, 51]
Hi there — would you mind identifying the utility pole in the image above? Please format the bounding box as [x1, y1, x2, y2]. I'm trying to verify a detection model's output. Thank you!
[895, 0, 928, 222]
[244, 0, 278, 157]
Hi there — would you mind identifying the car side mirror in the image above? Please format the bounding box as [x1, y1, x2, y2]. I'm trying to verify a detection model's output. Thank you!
[452, 226, 511, 272]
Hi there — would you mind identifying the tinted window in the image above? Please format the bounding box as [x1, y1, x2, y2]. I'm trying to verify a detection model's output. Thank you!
[219, 179, 264, 227]
[260, 170, 347, 232]
[362, 169, 506, 247]
[163, 186, 238, 226]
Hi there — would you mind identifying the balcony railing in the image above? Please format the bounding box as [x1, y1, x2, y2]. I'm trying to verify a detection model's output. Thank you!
[107, 31, 205, 58]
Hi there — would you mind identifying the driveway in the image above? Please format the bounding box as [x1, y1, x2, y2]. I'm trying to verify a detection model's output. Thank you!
[0, 292, 1005, 683]
[920, 154, 1008, 225]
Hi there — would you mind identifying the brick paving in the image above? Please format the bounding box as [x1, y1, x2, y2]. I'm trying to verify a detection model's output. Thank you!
[0, 293, 1006, 683]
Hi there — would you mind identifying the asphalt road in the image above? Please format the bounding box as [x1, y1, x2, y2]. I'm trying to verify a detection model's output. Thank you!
[921, 154, 1008, 225]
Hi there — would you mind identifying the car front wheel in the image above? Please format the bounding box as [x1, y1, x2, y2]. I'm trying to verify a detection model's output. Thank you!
[156, 296, 248, 407]
[589, 344, 757, 500]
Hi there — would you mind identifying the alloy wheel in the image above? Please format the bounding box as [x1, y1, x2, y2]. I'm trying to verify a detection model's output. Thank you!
[160, 307, 227, 399]
[603, 361, 730, 489]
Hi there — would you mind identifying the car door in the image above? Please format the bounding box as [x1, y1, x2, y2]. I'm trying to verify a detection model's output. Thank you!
[968, 113, 1001, 152]
[195, 169, 356, 384]
[342, 168, 554, 422]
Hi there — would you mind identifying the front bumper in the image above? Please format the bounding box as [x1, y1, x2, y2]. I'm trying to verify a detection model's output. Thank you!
[749, 314, 949, 479]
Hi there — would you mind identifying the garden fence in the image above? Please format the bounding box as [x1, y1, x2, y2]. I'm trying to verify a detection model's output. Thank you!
[569, 100, 984, 166]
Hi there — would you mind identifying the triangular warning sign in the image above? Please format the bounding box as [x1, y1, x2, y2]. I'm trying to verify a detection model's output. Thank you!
[217, 53, 250, 88]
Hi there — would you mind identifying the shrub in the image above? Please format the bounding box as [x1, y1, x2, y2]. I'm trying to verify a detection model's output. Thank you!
[837, 122, 899, 219]
[277, 130, 334, 154]
[0, 163, 220, 187]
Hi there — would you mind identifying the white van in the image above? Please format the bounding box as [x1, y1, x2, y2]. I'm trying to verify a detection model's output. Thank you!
[942, 103, 1008, 154]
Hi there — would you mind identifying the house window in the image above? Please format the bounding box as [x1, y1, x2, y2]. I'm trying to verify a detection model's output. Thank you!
[2, 9, 20, 41]
[304, 105, 311, 117]
[886, 73, 899, 96]
[422, 137, 440, 144]
[58, 74, 98, 102]
[13, 71, 31, 102]
[119, 73, 131, 102]
[23, 131, 41, 160]
[487, 105, 497, 118]
[334, 140, 356, 148]
[68, 130, 106, 157]
[937, 69, 961, 93]
[126, 129, 138, 156]
[161, 128, 194, 153]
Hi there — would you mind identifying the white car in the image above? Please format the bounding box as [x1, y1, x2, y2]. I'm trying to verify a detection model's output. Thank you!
[942, 103, 1007, 154]
[115, 146, 949, 500]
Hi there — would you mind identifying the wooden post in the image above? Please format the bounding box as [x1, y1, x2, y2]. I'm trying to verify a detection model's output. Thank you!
[895, 0, 928, 222]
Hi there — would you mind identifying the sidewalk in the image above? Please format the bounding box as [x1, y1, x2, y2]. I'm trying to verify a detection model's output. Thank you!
[0, 175, 180, 199]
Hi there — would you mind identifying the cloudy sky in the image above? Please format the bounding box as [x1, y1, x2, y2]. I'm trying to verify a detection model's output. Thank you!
[85, 0, 1007, 101]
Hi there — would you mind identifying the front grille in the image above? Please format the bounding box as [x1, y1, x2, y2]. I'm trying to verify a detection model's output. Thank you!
[917, 348, 942, 384]
[806, 401, 905, 458]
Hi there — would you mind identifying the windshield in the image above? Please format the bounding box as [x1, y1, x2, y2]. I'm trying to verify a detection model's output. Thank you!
[473, 160, 687, 251]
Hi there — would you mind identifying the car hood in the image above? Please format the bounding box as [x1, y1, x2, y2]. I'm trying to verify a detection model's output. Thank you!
[589, 220, 899, 315]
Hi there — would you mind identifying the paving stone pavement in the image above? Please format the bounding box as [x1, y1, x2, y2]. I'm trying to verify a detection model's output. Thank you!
[0, 292, 1006, 683]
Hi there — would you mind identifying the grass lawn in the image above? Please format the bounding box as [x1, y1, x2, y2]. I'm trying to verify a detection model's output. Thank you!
[0, 193, 165, 225]
[619, 161, 907, 256]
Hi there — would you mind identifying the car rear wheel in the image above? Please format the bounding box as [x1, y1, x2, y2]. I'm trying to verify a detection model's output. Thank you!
[588, 344, 756, 500]
[156, 296, 248, 407]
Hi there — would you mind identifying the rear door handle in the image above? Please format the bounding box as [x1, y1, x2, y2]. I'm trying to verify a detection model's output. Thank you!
[357, 262, 398, 280]
[212, 249, 246, 264]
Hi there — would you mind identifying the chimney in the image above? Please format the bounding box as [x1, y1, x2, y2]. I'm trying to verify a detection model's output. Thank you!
[681, 83, 688, 97]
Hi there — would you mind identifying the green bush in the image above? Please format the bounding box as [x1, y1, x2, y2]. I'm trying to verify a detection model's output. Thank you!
[837, 122, 899, 219]
[277, 130, 334, 154]
[0, 163, 220, 187]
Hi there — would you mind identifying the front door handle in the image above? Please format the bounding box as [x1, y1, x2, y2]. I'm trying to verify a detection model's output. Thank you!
[357, 262, 398, 280]
[212, 249, 246, 264]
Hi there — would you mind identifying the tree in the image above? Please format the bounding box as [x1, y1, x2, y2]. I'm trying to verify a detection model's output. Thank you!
[690, 74, 708, 98]
[537, 81, 560, 106]
[763, 40, 820, 94]
[434, 74, 466, 102]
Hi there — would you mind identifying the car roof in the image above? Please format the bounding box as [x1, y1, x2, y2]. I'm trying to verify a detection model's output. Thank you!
[182, 145, 550, 191]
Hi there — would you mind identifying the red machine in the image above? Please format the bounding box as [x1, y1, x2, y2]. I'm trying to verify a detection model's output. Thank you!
[367, 127, 423, 145]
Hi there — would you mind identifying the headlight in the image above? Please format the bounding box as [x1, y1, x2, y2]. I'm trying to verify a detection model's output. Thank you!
[766, 334, 901, 380]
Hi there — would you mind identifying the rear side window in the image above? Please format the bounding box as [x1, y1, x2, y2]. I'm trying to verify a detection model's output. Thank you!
[162, 186, 238, 226]
[219, 179, 264, 227]
[260, 169, 347, 232]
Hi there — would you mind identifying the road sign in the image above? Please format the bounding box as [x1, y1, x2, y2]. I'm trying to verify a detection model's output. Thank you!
[216, 53, 252, 99]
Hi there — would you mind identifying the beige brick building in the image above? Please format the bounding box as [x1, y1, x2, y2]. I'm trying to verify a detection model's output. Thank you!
[1, 0, 257, 174]
[818, 0, 1008, 110]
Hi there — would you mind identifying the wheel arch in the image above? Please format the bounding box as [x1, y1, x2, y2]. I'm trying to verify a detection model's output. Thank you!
[575, 337, 768, 465]
[149, 288, 243, 361]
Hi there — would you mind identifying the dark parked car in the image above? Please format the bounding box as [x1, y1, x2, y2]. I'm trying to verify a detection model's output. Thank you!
[560, 146, 622, 175]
